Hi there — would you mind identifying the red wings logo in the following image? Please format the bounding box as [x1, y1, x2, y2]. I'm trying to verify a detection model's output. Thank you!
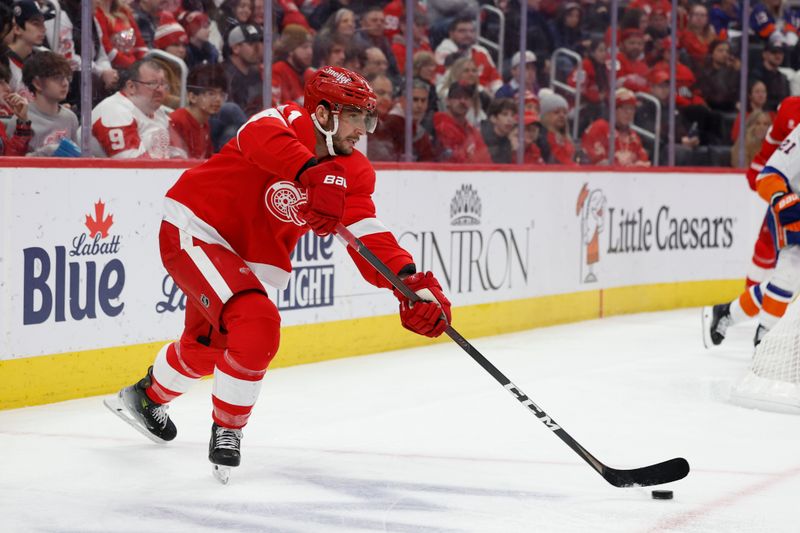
[85, 199, 114, 238]
[264, 181, 308, 226]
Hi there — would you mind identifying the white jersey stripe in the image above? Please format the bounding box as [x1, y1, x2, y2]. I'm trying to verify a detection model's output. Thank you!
[213, 367, 264, 406]
[347, 217, 389, 238]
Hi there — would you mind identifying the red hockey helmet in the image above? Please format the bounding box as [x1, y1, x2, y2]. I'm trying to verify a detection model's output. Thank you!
[304, 66, 377, 132]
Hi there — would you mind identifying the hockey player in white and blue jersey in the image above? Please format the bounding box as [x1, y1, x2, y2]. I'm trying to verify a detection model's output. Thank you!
[704, 122, 800, 348]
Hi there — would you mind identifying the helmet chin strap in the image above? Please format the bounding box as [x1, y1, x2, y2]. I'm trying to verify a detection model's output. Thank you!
[311, 113, 340, 157]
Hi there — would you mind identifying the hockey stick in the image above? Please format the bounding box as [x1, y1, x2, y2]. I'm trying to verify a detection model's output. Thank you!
[335, 223, 690, 488]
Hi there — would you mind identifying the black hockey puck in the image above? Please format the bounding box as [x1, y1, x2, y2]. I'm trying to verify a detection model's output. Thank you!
[651, 490, 673, 500]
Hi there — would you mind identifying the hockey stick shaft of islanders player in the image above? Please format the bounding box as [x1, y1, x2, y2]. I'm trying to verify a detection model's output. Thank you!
[334, 223, 690, 488]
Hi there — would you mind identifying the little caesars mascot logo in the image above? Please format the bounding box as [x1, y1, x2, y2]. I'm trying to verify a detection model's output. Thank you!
[265, 181, 308, 225]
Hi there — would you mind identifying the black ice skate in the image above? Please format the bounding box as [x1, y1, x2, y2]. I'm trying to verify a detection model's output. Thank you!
[209, 423, 243, 484]
[103, 366, 177, 444]
[702, 303, 732, 348]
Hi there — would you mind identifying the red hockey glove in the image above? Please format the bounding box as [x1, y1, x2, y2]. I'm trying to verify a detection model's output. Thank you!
[394, 272, 452, 338]
[771, 191, 800, 231]
[297, 160, 347, 236]
[745, 167, 759, 191]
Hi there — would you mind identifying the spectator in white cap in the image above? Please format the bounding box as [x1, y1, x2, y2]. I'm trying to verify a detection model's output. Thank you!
[495, 49, 539, 99]
[223, 23, 262, 115]
[538, 88, 575, 165]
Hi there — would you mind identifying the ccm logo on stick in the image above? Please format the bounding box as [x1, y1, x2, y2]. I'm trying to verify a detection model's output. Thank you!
[323, 175, 347, 187]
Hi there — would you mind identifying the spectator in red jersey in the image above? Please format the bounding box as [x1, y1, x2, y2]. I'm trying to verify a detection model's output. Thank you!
[480, 98, 518, 164]
[0, 63, 32, 156]
[616, 29, 649, 93]
[509, 112, 545, 165]
[390, 8, 431, 73]
[581, 88, 650, 167]
[697, 39, 740, 113]
[272, 24, 313, 106]
[382, 0, 403, 42]
[170, 64, 228, 159]
[312, 32, 347, 68]
[434, 14, 502, 95]
[95, 0, 148, 70]
[433, 82, 491, 163]
[732, 80, 774, 141]
[680, 3, 719, 72]
[731, 110, 773, 168]
[495, 50, 539, 100]
[650, 37, 707, 108]
[538, 89, 576, 166]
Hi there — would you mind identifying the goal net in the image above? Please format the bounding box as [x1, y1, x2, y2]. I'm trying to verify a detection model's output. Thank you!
[730, 298, 800, 414]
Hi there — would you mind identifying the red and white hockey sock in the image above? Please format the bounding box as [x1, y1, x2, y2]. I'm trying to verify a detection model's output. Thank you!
[145, 342, 204, 404]
[211, 292, 280, 429]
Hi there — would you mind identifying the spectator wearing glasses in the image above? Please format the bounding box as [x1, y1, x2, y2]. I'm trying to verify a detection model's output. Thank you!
[90, 59, 180, 159]
[22, 51, 79, 156]
[170, 64, 228, 159]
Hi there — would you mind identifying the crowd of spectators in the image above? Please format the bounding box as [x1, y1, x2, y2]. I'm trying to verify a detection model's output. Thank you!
[1, 0, 800, 168]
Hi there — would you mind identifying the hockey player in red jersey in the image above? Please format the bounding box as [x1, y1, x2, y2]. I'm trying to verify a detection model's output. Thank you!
[105, 66, 452, 483]
[743, 96, 800, 287]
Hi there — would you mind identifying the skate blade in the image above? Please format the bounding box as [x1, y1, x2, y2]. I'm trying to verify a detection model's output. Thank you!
[701, 306, 713, 349]
[103, 394, 168, 445]
[212, 464, 231, 485]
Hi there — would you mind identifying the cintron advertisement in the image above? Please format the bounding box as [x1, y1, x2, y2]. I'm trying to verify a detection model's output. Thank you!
[0, 163, 764, 407]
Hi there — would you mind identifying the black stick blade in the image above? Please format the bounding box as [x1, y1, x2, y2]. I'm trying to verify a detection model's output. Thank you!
[603, 457, 690, 488]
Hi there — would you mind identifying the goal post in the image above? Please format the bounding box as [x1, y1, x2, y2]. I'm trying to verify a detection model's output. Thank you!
[730, 299, 800, 414]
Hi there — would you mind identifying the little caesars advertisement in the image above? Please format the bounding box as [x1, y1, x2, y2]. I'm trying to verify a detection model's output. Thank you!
[1, 166, 762, 361]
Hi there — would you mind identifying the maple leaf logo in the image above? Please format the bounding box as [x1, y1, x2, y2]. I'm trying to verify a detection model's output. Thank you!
[85, 199, 114, 238]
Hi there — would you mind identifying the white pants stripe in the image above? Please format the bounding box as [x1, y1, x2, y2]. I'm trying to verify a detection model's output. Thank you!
[213, 367, 264, 406]
[152, 343, 201, 393]
[179, 228, 234, 303]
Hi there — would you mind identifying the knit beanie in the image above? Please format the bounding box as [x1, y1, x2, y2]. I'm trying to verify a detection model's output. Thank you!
[179, 11, 209, 39]
[276, 24, 312, 55]
[154, 12, 188, 50]
[538, 89, 568, 117]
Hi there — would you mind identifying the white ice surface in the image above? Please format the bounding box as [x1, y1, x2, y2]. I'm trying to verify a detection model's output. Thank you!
[3, 308, 800, 533]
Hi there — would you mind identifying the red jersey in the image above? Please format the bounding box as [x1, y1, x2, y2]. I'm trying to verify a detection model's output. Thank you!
[617, 52, 650, 93]
[163, 102, 413, 292]
[432, 111, 491, 164]
[581, 119, 650, 166]
[168, 107, 212, 159]
[747, 96, 800, 189]
[271, 61, 312, 106]
[94, 7, 147, 69]
[547, 130, 577, 166]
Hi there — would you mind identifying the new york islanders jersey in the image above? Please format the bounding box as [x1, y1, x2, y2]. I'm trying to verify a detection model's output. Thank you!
[163, 102, 413, 292]
[749, 96, 800, 188]
[756, 122, 800, 202]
